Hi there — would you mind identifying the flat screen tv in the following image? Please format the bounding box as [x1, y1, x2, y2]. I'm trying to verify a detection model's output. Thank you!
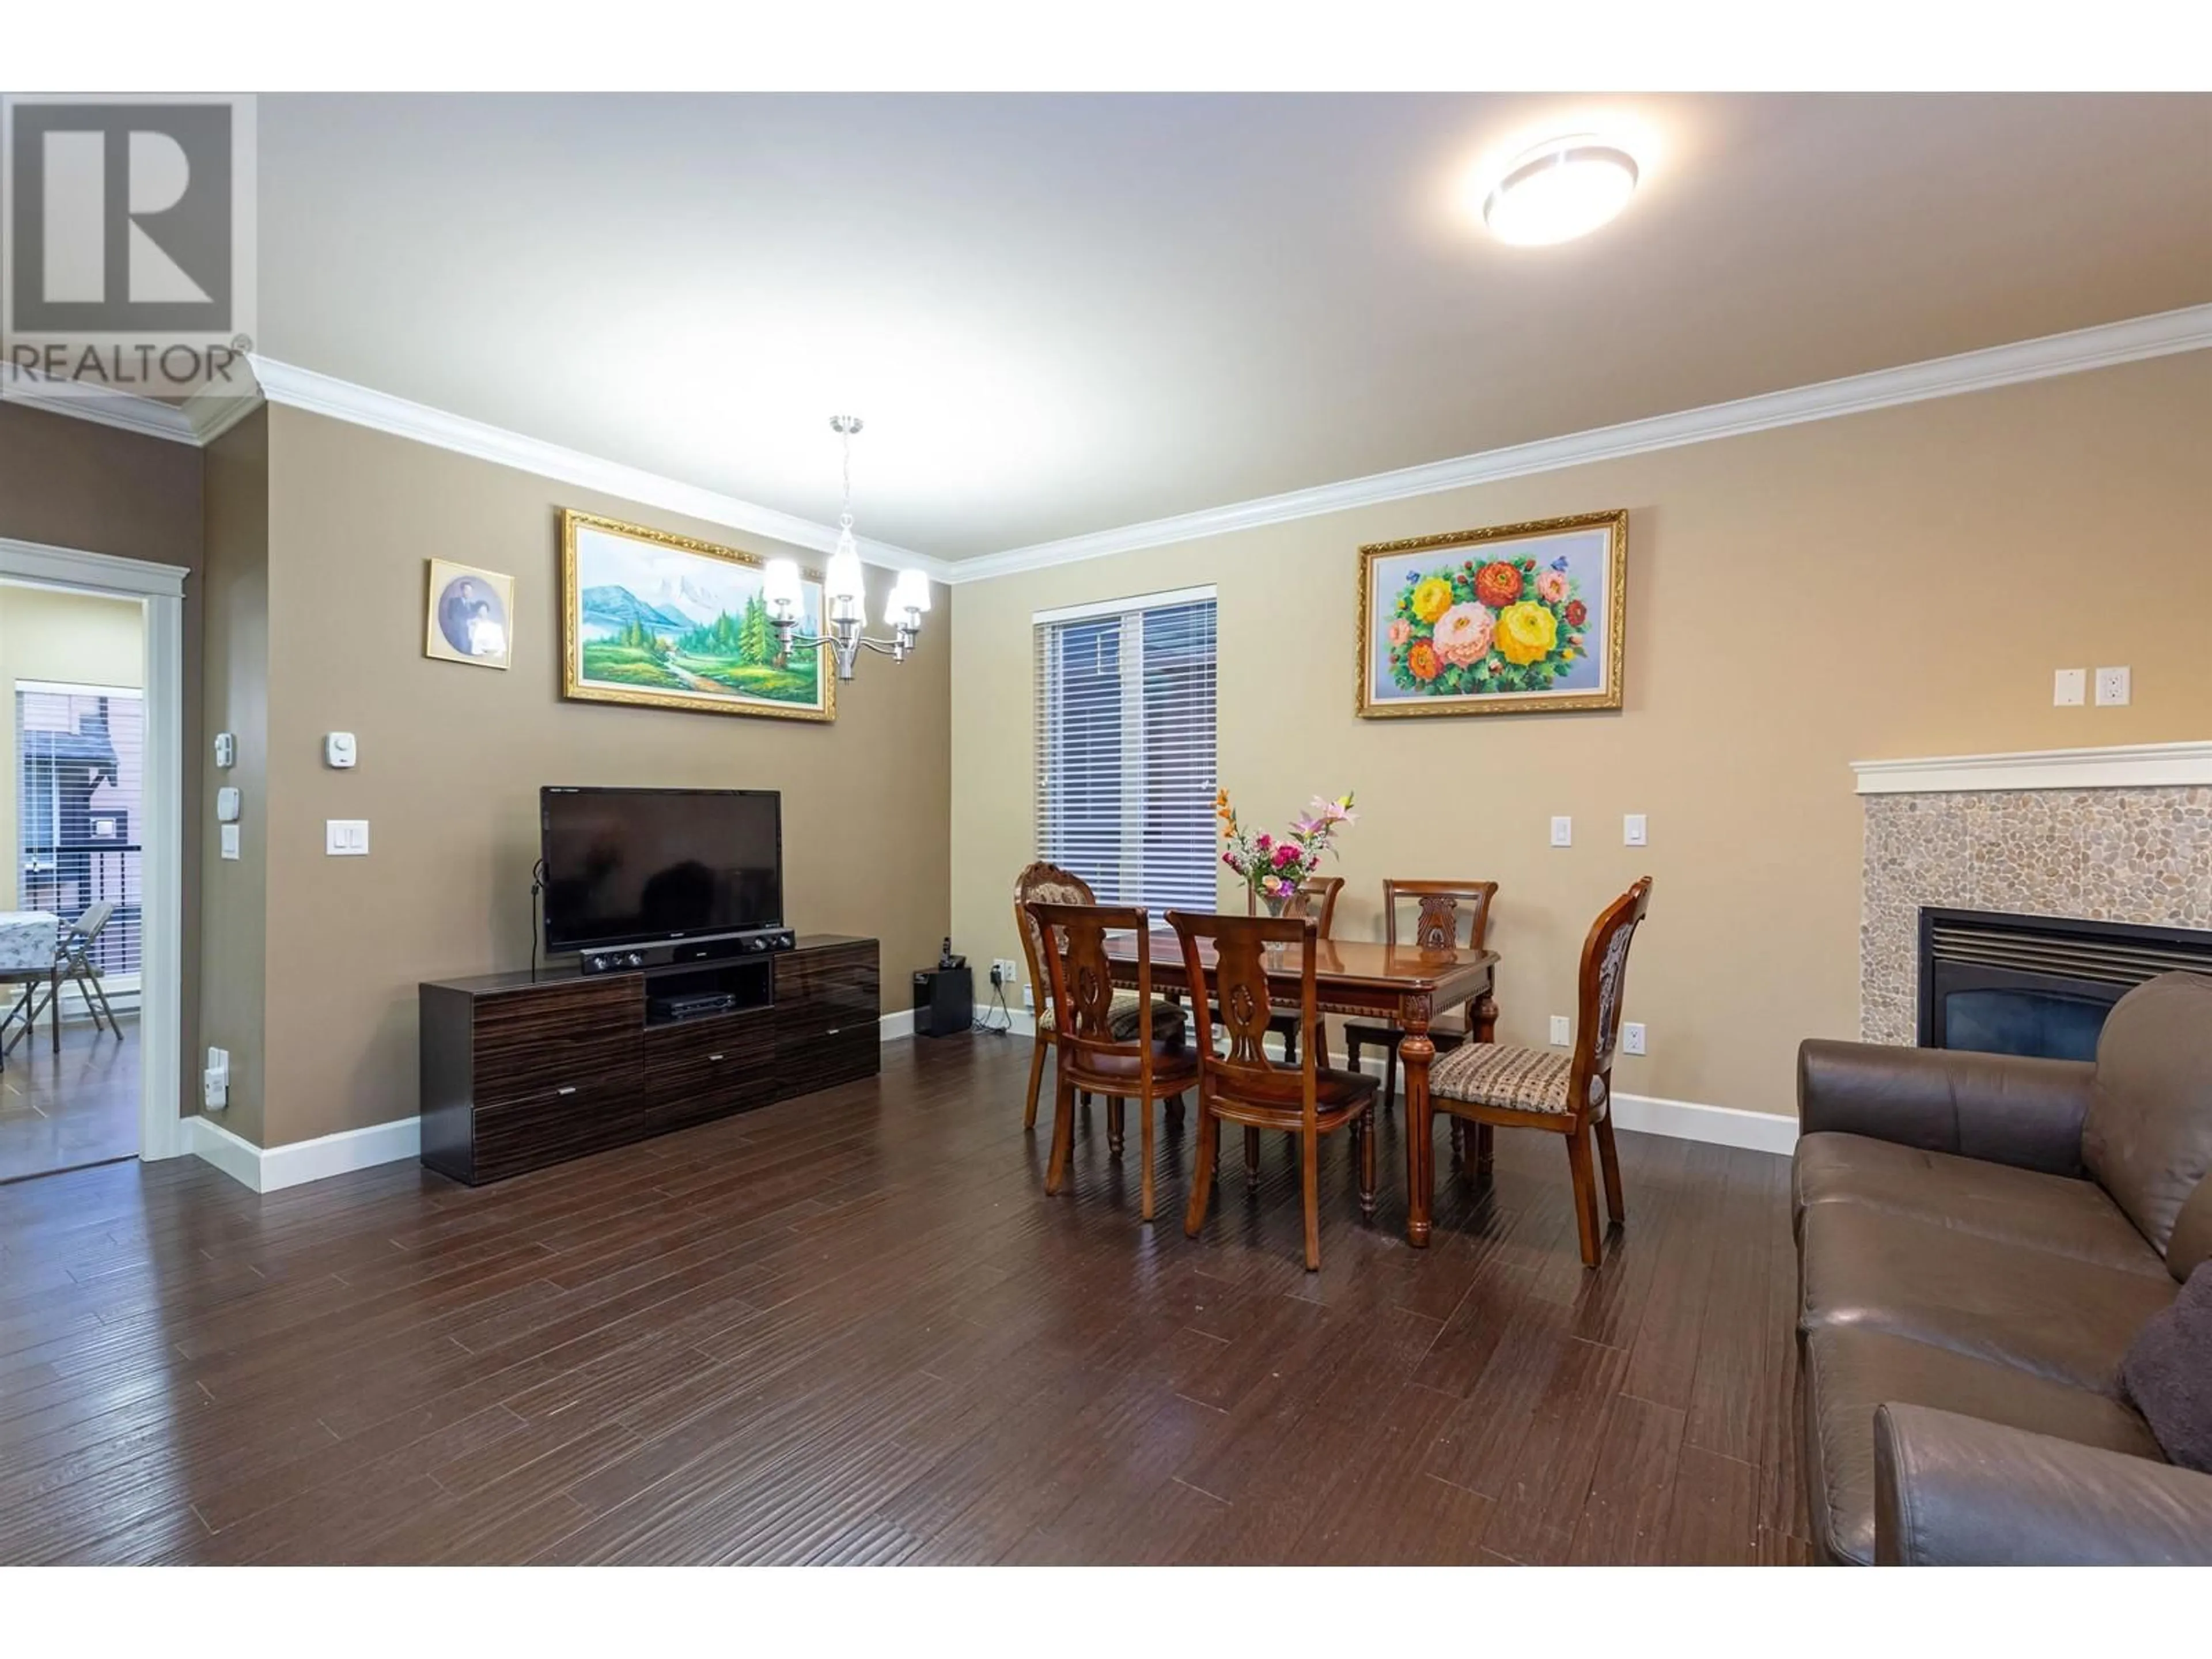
[540, 786, 783, 954]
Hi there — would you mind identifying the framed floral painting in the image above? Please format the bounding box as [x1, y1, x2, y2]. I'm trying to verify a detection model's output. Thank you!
[1355, 509, 1628, 718]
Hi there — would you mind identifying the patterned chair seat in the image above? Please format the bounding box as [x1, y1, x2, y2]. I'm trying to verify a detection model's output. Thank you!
[1429, 1043, 1579, 1116]
[1036, 991, 1187, 1044]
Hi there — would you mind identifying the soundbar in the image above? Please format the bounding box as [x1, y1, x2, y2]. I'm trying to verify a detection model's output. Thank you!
[580, 926, 798, 976]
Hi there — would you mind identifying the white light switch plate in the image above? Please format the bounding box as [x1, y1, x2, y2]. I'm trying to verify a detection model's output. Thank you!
[1622, 1022, 1646, 1056]
[220, 824, 240, 860]
[1549, 816, 1573, 848]
[1548, 1014, 1571, 1047]
[1623, 813, 1647, 847]
[325, 819, 369, 856]
[2094, 666, 2131, 707]
[2054, 668, 2086, 707]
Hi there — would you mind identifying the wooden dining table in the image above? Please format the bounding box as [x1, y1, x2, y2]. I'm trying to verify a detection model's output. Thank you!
[1103, 931, 1498, 1247]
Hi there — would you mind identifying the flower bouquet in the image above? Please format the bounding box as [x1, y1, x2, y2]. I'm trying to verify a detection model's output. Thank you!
[1387, 552, 1588, 697]
[1215, 790, 1357, 914]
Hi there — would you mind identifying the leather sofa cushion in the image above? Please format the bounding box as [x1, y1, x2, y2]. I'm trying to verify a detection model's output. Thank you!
[1803, 1325, 2165, 1566]
[2170, 1176, 2212, 1282]
[1793, 1131, 2167, 1277]
[2084, 972, 2212, 1266]
[1798, 1203, 2176, 1393]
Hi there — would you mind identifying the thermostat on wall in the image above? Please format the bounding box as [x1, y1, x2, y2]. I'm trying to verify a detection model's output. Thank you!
[325, 732, 357, 768]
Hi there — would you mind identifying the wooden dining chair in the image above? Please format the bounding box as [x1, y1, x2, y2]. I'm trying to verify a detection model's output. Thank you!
[1247, 874, 1343, 1065]
[1425, 877, 1652, 1268]
[1343, 880, 1499, 1107]
[1167, 909, 1380, 1272]
[1028, 902, 1200, 1223]
[1013, 860, 1184, 1130]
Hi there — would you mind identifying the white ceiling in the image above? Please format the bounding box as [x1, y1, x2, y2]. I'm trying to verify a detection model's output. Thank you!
[255, 93, 2212, 560]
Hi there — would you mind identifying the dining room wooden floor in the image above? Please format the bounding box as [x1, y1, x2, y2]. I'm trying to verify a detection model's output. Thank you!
[0, 1013, 138, 1185]
[0, 1030, 1812, 1566]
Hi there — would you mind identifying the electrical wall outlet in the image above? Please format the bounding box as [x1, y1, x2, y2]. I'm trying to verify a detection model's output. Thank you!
[1022, 984, 1034, 1010]
[2094, 666, 2131, 707]
[203, 1047, 230, 1111]
[1622, 1022, 1646, 1056]
[1548, 1014, 1571, 1047]
[990, 957, 1019, 988]
[1623, 813, 1647, 847]
[1549, 816, 1573, 848]
[2054, 668, 2086, 707]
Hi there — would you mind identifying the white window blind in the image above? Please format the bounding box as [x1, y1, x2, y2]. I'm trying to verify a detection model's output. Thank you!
[17, 683, 145, 979]
[1035, 591, 1218, 915]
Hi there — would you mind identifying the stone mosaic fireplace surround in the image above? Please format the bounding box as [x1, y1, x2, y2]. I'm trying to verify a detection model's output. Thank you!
[1857, 744, 2212, 1046]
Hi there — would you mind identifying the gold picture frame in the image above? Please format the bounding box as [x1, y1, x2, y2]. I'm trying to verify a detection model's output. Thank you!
[1355, 509, 1628, 718]
[559, 509, 835, 723]
[425, 558, 515, 671]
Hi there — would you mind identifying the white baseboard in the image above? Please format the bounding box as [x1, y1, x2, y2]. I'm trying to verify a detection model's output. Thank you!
[991, 1014, 1797, 1154]
[878, 1010, 915, 1042]
[1339, 1054, 1802, 1154]
[1610, 1092, 1800, 1155]
[191, 1112, 421, 1194]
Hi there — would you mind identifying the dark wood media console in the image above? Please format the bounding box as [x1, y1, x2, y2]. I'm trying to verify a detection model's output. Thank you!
[419, 934, 879, 1185]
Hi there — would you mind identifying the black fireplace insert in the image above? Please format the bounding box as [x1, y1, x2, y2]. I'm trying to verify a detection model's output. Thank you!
[1918, 907, 2212, 1061]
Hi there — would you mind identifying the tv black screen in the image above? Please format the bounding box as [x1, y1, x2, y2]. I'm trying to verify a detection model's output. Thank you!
[540, 787, 783, 953]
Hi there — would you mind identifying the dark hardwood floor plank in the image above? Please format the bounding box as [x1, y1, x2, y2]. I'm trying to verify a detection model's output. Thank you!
[0, 1032, 1801, 1565]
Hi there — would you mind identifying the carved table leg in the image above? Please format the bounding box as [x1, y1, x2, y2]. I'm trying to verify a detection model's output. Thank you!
[1400, 992, 1436, 1248]
[1244, 1125, 1262, 1190]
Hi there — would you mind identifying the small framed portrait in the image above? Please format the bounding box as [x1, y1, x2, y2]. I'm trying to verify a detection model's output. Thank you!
[425, 559, 516, 671]
[1356, 509, 1628, 718]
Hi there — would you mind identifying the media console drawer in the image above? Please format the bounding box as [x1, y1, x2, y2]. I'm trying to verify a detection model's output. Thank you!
[421, 935, 880, 1185]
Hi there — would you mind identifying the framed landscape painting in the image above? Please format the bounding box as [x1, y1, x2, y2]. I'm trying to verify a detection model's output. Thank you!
[1356, 509, 1628, 718]
[559, 510, 834, 722]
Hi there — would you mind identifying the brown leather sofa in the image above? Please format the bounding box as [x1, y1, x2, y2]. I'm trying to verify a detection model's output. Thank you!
[1793, 971, 2212, 1565]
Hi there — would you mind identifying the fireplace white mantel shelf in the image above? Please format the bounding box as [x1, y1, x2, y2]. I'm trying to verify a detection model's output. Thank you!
[1851, 741, 2212, 796]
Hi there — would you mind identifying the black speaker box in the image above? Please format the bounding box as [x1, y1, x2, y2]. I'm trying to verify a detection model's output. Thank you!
[912, 964, 973, 1038]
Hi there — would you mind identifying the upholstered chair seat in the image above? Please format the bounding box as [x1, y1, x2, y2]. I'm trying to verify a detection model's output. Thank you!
[1429, 1043, 1580, 1116]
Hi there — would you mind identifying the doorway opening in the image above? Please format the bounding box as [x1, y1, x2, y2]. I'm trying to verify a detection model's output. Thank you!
[0, 545, 184, 1184]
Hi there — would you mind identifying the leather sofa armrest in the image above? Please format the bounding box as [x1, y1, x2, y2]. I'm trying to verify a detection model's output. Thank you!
[1797, 1039, 2090, 1175]
[1874, 1403, 2212, 1565]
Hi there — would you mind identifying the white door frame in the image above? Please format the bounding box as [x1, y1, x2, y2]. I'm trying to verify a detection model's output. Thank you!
[0, 537, 189, 1161]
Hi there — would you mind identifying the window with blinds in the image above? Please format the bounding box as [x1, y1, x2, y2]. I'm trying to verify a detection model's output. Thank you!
[1034, 588, 1218, 915]
[16, 683, 144, 980]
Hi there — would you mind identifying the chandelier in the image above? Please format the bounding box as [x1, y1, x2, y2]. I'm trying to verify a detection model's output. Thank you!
[762, 416, 930, 682]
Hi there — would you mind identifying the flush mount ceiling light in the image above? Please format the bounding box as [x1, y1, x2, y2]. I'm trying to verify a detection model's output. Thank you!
[1482, 137, 1641, 246]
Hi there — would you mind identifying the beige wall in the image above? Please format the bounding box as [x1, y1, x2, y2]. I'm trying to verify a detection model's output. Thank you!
[0, 586, 145, 911]
[0, 400, 203, 1125]
[198, 411, 271, 1143]
[949, 352, 2212, 1120]
[233, 407, 952, 1147]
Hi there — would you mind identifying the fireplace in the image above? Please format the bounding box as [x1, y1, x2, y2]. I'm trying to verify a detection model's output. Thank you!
[1918, 907, 2212, 1060]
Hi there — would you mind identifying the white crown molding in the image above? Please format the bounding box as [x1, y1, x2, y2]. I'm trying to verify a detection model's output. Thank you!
[248, 357, 953, 580]
[0, 362, 199, 445]
[1853, 741, 2212, 796]
[945, 302, 2212, 585]
[184, 380, 262, 444]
